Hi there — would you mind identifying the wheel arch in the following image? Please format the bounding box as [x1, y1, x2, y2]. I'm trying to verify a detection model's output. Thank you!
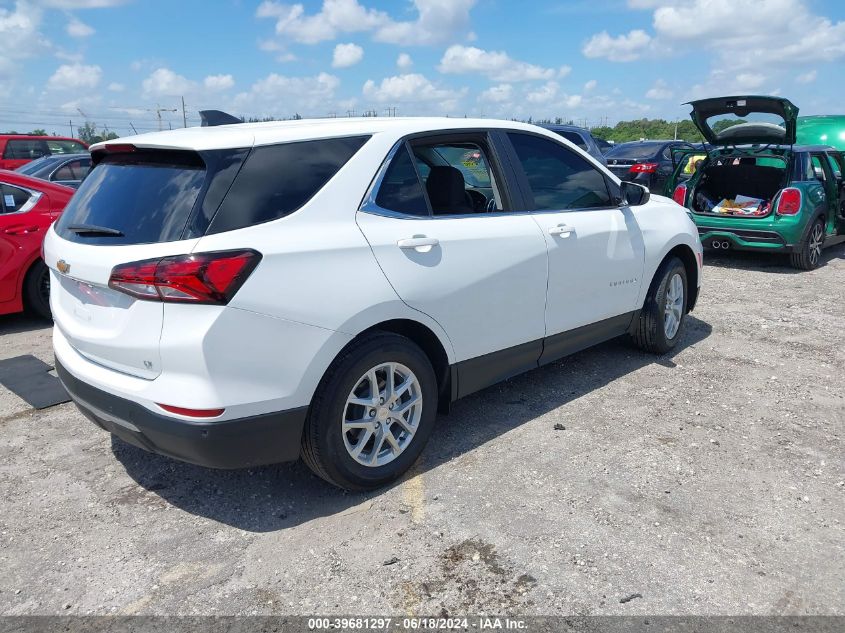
[646, 243, 699, 313]
[359, 318, 453, 412]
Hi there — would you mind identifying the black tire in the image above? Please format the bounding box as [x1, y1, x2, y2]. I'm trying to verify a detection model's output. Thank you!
[301, 331, 438, 491]
[630, 257, 687, 354]
[790, 217, 825, 270]
[23, 260, 52, 320]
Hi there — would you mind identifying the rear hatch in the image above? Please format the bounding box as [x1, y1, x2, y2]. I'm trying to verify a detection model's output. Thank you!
[686, 96, 798, 146]
[46, 148, 222, 379]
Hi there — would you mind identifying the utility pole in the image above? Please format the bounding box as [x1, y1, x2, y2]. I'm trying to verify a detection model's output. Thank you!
[674, 119, 678, 140]
[68, 120, 73, 137]
[181, 96, 187, 128]
[150, 104, 178, 131]
[129, 122, 138, 135]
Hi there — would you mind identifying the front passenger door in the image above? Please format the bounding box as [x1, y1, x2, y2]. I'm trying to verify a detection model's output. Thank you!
[503, 132, 645, 361]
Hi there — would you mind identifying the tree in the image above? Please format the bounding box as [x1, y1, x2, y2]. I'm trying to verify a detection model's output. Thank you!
[29, 129, 47, 136]
[77, 122, 119, 144]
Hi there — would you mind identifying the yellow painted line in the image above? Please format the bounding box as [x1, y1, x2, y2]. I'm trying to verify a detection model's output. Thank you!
[401, 467, 425, 524]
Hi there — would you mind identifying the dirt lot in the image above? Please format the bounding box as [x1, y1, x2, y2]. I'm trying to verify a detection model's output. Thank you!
[0, 248, 843, 617]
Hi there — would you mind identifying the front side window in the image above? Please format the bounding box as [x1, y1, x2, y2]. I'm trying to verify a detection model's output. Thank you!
[508, 132, 611, 210]
[53, 159, 91, 182]
[1, 184, 33, 214]
[47, 140, 87, 154]
[3, 139, 48, 160]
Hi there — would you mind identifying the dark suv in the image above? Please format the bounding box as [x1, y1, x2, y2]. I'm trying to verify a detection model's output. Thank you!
[605, 140, 695, 194]
[538, 124, 607, 165]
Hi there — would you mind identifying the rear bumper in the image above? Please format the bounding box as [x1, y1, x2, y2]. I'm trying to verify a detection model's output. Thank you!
[697, 227, 795, 252]
[56, 360, 307, 469]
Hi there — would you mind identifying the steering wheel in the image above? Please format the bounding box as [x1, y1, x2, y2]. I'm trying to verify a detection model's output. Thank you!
[465, 189, 487, 211]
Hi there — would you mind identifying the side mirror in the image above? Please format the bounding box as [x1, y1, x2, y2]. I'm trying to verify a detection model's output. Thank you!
[620, 181, 650, 206]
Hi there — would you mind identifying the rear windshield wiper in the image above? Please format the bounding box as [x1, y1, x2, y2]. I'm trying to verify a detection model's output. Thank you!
[67, 224, 124, 237]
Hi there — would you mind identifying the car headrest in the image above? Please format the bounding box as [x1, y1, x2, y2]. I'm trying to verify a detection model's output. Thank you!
[426, 166, 468, 212]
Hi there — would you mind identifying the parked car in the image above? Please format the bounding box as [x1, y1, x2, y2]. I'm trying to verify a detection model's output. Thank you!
[797, 115, 845, 151]
[0, 171, 74, 319]
[16, 153, 91, 189]
[668, 95, 845, 270]
[538, 124, 607, 165]
[0, 135, 88, 171]
[45, 117, 702, 490]
[606, 140, 696, 194]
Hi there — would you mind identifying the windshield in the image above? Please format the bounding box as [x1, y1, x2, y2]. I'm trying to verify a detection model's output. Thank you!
[16, 157, 55, 175]
[605, 143, 665, 159]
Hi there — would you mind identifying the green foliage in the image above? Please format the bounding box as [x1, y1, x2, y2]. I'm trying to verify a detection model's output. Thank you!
[29, 129, 47, 136]
[712, 118, 747, 133]
[589, 119, 704, 143]
[77, 121, 119, 144]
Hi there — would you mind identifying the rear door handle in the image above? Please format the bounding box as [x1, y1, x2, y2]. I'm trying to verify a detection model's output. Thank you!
[548, 224, 573, 237]
[397, 236, 439, 252]
[4, 225, 39, 235]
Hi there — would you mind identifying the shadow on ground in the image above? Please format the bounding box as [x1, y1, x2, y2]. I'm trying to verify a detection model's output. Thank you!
[0, 313, 52, 336]
[114, 315, 712, 532]
[703, 241, 845, 274]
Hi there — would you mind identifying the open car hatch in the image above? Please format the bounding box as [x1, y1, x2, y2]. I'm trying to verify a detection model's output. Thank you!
[685, 96, 799, 146]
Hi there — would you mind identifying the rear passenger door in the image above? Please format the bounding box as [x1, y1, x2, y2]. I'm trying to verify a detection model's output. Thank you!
[501, 131, 645, 362]
[356, 131, 549, 394]
[1, 139, 49, 171]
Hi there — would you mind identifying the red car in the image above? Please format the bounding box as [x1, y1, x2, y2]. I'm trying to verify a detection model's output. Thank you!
[0, 135, 88, 171]
[0, 170, 74, 319]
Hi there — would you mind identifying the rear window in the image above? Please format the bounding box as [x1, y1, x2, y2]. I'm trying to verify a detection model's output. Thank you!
[55, 151, 207, 245]
[556, 130, 588, 150]
[207, 135, 369, 234]
[605, 143, 664, 159]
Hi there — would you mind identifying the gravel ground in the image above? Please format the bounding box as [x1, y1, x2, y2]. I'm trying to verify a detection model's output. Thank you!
[0, 247, 843, 617]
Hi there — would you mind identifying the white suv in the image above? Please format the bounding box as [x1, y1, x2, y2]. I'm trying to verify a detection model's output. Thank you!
[44, 117, 702, 490]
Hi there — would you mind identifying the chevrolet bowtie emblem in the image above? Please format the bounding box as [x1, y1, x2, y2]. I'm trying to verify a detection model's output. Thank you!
[57, 259, 70, 274]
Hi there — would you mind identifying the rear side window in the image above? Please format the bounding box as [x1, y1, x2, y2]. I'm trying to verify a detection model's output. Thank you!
[375, 145, 429, 216]
[47, 140, 87, 154]
[53, 158, 91, 181]
[55, 151, 206, 245]
[3, 139, 48, 160]
[508, 132, 611, 210]
[208, 135, 369, 234]
[1, 184, 33, 213]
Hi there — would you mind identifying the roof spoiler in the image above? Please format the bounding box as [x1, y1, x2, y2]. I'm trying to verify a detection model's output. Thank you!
[199, 110, 242, 127]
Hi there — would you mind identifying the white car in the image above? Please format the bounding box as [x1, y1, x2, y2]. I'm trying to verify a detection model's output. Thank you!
[44, 117, 703, 490]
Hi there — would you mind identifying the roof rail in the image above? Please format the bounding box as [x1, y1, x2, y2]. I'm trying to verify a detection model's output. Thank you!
[199, 110, 243, 127]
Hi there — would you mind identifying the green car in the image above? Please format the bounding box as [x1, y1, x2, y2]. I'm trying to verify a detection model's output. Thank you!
[797, 115, 845, 151]
[667, 96, 845, 270]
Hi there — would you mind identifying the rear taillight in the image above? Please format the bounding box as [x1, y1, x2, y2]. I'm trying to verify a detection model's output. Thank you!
[630, 162, 658, 173]
[672, 183, 688, 206]
[109, 250, 261, 304]
[776, 188, 802, 216]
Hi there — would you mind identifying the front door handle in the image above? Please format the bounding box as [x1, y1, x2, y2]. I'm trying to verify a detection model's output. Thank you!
[548, 224, 573, 237]
[397, 236, 439, 252]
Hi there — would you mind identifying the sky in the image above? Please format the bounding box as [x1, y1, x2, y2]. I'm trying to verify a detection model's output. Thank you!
[1, 0, 844, 136]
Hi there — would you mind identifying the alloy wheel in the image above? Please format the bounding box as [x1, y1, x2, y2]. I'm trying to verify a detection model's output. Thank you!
[342, 362, 423, 467]
[663, 273, 684, 340]
[808, 223, 824, 267]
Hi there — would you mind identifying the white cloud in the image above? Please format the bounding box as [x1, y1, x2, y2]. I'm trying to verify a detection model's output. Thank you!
[204, 74, 235, 91]
[583, 79, 597, 92]
[257, 0, 477, 46]
[479, 83, 512, 103]
[233, 72, 340, 116]
[396, 52, 412, 70]
[362, 73, 462, 102]
[526, 81, 559, 104]
[142, 67, 196, 97]
[66, 16, 94, 37]
[41, 1, 128, 7]
[796, 69, 817, 84]
[600, 0, 845, 72]
[438, 45, 557, 82]
[107, 81, 124, 92]
[645, 78, 673, 100]
[332, 42, 364, 68]
[582, 29, 652, 62]
[47, 63, 102, 90]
